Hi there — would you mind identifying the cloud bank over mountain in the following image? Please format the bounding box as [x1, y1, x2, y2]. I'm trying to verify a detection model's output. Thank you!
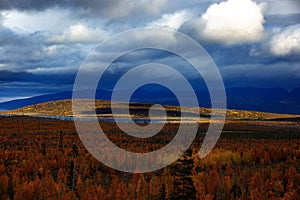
[0, 0, 299, 102]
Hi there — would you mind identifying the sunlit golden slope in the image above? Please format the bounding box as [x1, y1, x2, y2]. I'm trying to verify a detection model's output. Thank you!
[2, 99, 300, 121]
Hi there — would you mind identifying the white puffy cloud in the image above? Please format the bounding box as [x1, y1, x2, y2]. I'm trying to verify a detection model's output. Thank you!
[2, 8, 73, 34]
[270, 24, 300, 56]
[50, 23, 109, 43]
[26, 66, 75, 74]
[181, 0, 265, 45]
[148, 10, 195, 29]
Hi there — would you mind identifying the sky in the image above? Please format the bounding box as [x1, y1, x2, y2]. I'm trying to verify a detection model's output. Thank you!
[0, 0, 299, 102]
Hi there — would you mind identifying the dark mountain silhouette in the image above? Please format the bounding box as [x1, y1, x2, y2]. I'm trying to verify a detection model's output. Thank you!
[290, 87, 300, 102]
[0, 90, 111, 111]
[225, 87, 300, 114]
[0, 87, 299, 114]
[0, 91, 73, 111]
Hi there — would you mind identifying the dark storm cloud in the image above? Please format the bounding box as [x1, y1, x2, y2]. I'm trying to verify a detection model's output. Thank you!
[0, 70, 76, 102]
[0, 69, 74, 104]
[2, 0, 166, 20]
[0, 69, 76, 84]
[5, 0, 61, 10]
[0, 19, 23, 46]
[204, 43, 300, 69]
[0, 21, 86, 71]
[1, 0, 88, 11]
[6, 0, 118, 13]
[265, 14, 300, 28]
[0, 0, 11, 9]
[220, 62, 300, 89]
[0, 70, 29, 81]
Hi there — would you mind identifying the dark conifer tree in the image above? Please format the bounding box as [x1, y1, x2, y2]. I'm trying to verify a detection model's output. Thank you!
[59, 131, 64, 153]
[41, 142, 46, 156]
[7, 177, 14, 200]
[160, 183, 167, 200]
[66, 160, 77, 191]
[170, 148, 196, 200]
[72, 144, 78, 158]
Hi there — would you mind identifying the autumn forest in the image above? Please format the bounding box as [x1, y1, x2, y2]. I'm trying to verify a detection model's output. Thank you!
[0, 115, 299, 200]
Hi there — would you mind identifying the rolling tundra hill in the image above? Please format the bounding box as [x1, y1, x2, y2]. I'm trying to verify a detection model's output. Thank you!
[2, 99, 299, 121]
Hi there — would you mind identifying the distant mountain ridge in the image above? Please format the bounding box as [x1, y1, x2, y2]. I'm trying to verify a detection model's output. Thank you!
[0, 87, 299, 114]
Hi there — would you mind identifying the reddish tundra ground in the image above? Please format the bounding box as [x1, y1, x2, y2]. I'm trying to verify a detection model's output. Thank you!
[0, 114, 299, 200]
